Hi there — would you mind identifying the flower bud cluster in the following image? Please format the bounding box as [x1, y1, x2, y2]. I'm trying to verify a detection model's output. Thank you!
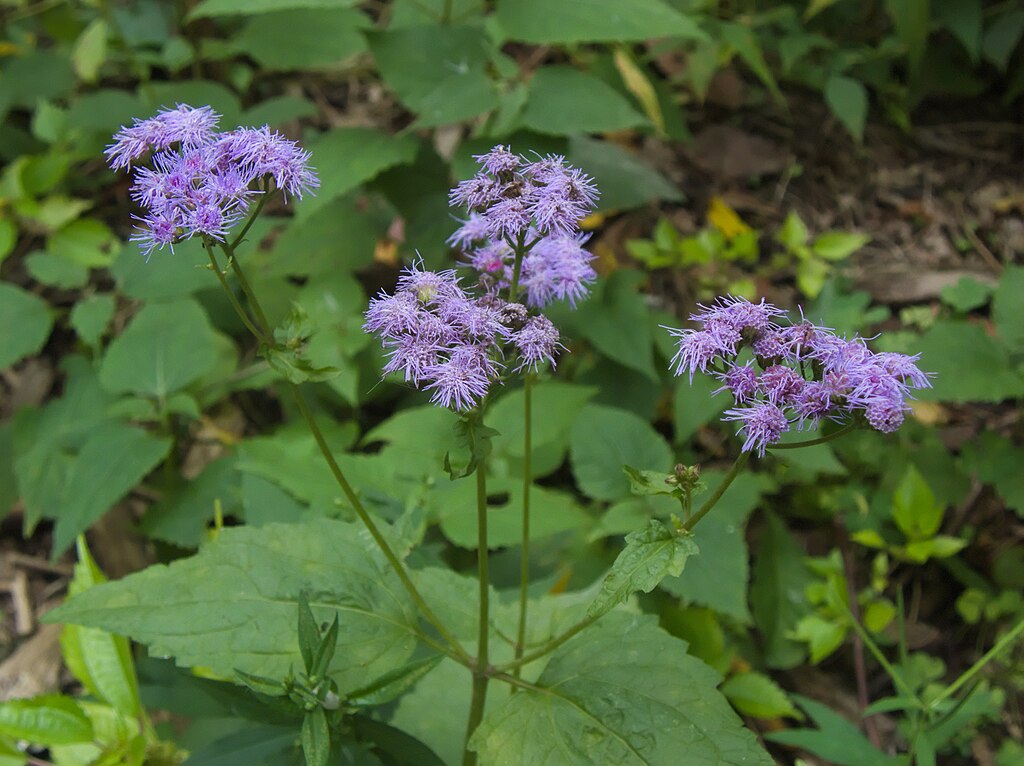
[448, 147, 600, 309]
[106, 104, 318, 257]
[667, 297, 932, 456]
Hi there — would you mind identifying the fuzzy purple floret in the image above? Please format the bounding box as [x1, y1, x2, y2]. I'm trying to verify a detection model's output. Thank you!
[666, 298, 932, 454]
[448, 148, 600, 309]
[107, 104, 318, 256]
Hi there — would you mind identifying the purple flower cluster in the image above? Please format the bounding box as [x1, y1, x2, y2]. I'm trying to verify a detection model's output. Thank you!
[364, 264, 563, 412]
[106, 104, 318, 257]
[667, 297, 932, 456]
[448, 147, 600, 308]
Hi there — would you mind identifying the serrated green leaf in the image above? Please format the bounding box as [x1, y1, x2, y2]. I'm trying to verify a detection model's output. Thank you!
[570, 404, 672, 501]
[521, 66, 647, 135]
[347, 654, 444, 708]
[98, 298, 220, 397]
[60, 538, 142, 718]
[470, 613, 773, 764]
[791, 615, 847, 663]
[589, 520, 698, 618]
[812, 232, 869, 261]
[0, 696, 93, 745]
[721, 671, 802, 720]
[495, 0, 705, 44]
[46, 519, 418, 692]
[0, 283, 52, 370]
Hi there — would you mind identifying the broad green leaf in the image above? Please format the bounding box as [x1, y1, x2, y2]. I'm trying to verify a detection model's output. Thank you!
[589, 519, 699, 618]
[674, 373, 729, 443]
[60, 538, 141, 718]
[812, 231, 869, 261]
[767, 694, 902, 766]
[570, 404, 672, 501]
[72, 19, 108, 83]
[0, 283, 52, 369]
[750, 512, 814, 668]
[824, 75, 868, 142]
[0, 696, 93, 745]
[110, 237, 215, 301]
[98, 299, 220, 397]
[189, 0, 357, 18]
[231, 9, 367, 70]
[561, 270, 658, 380]
[69, 293, 115, 349]
[26, 252, 89, 289]
[46, 519, 418, 691]
[488, 382, 596, 478]
[243, 95, 317, 127]
[892, 464, 942, 540]
[960, 432, 1024, 517]
[297, 128, 418, 220]
[660, 472, 765, 623]
[622, 466, 680, 498]
[495, 0, 704, 44]
[992, 265, 1024, 353]
[347, 654, 444, 708]
[393, 656, 510, 766]
[934, 0, 983, 60]
[940, 276, 992, 312]
[566, 135, 682, 211]
[0, 219, 15, 264]
[902, 535, 967, 562]
[50, 421, 171, 556]
[776, 211, 808, 250]
[0, 51, 75, 112]
[368, 25, 497, 124]
[521, 66, 647, 135]
[470, 614, 773, 764]
[720, 671, 801, 720]
[791, 615, 847, 663]
[431, 476, 589, 549]
[915, 320, 1024, 402]
[982, 9, 1024, 71]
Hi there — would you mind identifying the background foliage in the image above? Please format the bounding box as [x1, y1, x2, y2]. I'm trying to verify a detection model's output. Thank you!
[1, 0, 1023, 764]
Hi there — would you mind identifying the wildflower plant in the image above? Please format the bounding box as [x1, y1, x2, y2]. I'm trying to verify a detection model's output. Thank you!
[48, 108, 948, 765]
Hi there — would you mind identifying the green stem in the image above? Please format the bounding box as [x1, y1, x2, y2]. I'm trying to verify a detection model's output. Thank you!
[927, 614, 1024, 710]
[229, 187, 270, 251]
[507, 232, 527, 303]
[499, 613, 600, 672]
[208, 251, 470, 665]
[512, 376, 533, 680]
[220, 242, 272, 336]
[768, 422, 857, 450]
[845, 603, 919, 702]
[289, 383, 470, 664]
[463, 464, 491, 765]
[204, 243, 272, 344]
[681, 452, 750, 532]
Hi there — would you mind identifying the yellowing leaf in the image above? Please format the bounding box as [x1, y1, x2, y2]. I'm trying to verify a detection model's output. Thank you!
[707, 196, 751, 240]
[579, 212, 605, 230]
[613, 46, 665, 136]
